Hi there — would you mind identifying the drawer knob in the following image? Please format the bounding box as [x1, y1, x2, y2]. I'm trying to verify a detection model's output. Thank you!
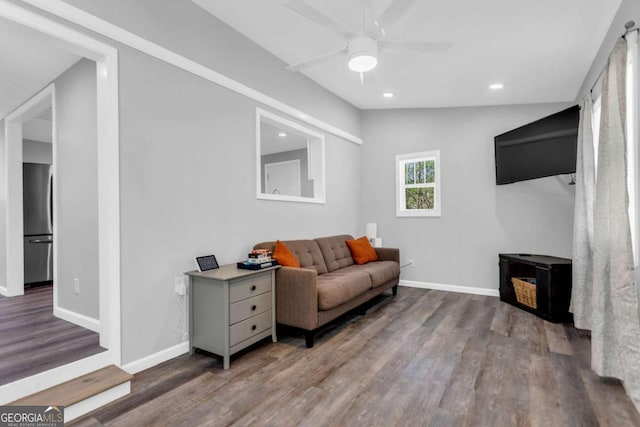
[251, 325, 257, 331]
[251, 305, 257, 311]
[251, 285, 256, 291]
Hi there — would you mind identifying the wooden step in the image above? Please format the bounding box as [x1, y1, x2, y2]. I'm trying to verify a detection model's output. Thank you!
[10, 365, 132, 407]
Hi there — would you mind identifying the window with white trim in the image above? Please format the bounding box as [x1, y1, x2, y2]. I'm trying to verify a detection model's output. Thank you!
[396, 150, 441, 217]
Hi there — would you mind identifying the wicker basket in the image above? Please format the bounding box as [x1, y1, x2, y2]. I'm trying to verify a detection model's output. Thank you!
[511, 277, 537, 309]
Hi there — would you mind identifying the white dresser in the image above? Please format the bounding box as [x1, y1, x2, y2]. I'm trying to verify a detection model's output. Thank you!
[186, 263, 279, 369]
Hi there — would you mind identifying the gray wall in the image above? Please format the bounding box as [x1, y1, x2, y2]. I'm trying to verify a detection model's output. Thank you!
[261, 148, 313, 197]
[116, 49, 361, 363]
[361, 104, 574, 291]
[53, 0, 363, 363]
[54, 59, 99, 319]
[23, 139, 52, 164]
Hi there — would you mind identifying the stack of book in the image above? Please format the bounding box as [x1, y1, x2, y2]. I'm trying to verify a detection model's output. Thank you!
[237, 249, 279, 270]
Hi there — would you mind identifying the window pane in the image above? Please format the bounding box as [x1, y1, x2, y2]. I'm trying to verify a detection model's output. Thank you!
[406, 162, 415, 184]
[405, 187, 435, 210]
[425, 160, 435, 183]
[415, 161, 425, 183]
[423, 187, 434, 209]
[405, 188, 419, 209]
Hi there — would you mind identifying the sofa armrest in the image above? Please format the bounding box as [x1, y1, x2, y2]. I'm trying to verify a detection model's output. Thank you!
[375, 247, 400, 263]
[275, 267, 319, 331]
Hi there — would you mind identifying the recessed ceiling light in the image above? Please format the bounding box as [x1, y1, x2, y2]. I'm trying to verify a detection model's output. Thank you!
[383, 92, 394, 98]
[489, 83, 504, 90]
[278, 132, 287, 138]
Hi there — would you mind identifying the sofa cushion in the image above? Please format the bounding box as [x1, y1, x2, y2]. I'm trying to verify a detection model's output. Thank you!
[317, 270, 371, 310]
[346, 236, 379, 265]
[341, 261, 401, 288]
[254, 240, 328, 274]
[273, 240, 300, 268]
[315, 235, 355, 272]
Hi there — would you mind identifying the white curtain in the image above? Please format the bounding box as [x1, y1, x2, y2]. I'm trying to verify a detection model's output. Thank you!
[571, 95, 595, 330]
[590, 37, 640, 408]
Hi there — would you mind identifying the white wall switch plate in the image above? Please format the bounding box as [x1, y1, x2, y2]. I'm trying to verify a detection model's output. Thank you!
[174, 276, 186, 296]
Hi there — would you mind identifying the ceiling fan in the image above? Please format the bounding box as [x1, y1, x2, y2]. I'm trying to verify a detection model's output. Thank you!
[284, 0, 452, 73]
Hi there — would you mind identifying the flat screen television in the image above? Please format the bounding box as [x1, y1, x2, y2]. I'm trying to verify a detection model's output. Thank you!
[494, 105, 579, 185]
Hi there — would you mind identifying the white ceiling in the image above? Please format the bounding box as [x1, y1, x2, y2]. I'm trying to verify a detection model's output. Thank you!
[194, 0, 622, 109]
[23, 117, 53, 143]
[0, 16, 80, 119]
[23, 107, 53, 144]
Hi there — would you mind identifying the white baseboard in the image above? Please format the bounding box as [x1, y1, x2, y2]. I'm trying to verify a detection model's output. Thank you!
[54, 306, 100, 333]
[400, 280, 500, 297]
[0, 285, 23, 297]
[122, 341, 190, 375]
[65, 381, 130, 422]
[0, 351, 113, 404]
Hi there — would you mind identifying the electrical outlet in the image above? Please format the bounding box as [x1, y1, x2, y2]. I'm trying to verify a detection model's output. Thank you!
[74, 278, 80, 295]
[174, 276, 186, 296]
[408, 259, 415, 267]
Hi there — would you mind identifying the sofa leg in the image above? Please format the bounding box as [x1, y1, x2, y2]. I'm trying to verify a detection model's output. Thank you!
[305, 332, 315, 348]
[392, 285, 398, 296]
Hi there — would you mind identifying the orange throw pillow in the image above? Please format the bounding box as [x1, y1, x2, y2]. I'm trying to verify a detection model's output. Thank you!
[346, 236, 378, 265]
[272, 240, 300, 268]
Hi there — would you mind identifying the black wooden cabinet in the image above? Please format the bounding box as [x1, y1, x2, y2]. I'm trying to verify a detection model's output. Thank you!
[499, 254, 572, 323]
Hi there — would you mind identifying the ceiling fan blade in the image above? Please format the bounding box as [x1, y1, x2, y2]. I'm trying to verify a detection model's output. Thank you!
[379, 41, 453, 55]
[285, 0, 356, 39]
[286, 46, 347, 72]
[374, 0, 418, 31]
[364, 1, 383, 37]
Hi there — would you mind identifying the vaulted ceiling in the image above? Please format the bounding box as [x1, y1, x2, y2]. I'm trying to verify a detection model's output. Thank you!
[194, 0, 622, 109]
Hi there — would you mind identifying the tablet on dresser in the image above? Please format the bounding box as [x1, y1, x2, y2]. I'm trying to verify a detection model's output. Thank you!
[195, 254, 219, 272]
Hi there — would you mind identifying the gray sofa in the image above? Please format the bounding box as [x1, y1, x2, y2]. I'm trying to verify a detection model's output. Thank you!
[254, 234, 400, 347]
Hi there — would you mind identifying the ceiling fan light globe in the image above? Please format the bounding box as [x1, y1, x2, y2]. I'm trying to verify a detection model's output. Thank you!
[348, 54, 378, 72]
[348, 36, 378, 72]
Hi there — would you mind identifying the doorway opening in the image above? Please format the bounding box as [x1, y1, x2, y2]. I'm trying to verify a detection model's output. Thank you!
[22, 105, 54, 289]
[5, 85, 55, 296]
[265, 159, 302, 196]
[0, 79, 106, 386]
[0, 1, 120, 403]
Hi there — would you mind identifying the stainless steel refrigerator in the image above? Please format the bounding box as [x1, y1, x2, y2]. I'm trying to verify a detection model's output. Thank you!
[23, 163, 53, 285]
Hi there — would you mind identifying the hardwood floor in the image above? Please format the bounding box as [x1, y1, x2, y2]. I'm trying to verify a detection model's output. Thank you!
[71, 287, 640, 426]
[0, 284, 105, 385]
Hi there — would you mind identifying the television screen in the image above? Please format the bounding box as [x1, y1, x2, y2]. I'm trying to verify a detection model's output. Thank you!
[494, 105, 579, 185]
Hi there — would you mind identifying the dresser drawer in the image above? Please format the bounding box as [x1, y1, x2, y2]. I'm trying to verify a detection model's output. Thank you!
[229, 273, 271, 303]
[229, 292, 272, 325]
[229, 310, 272, 346]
